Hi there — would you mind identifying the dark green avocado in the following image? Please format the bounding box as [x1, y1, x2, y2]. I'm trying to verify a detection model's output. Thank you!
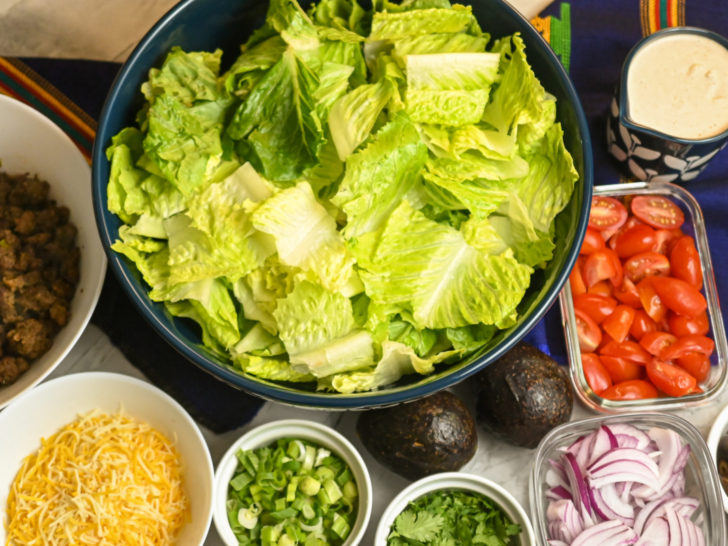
[356, 390, 477, 480]
[474, 342, 573, 449]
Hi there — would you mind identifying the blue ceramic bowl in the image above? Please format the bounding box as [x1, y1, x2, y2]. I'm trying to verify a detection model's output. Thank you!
[607, 27, 728, 183]
[92, 0, 593, 408]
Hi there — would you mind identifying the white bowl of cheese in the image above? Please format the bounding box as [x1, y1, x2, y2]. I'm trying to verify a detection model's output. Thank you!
[0, 371, 214, 545]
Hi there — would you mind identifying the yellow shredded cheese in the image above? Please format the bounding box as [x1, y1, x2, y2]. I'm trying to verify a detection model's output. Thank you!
[5, 410, 190, 545]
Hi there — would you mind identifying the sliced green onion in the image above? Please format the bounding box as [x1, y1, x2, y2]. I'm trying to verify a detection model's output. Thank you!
[230, 471, 253, 492]
[331, 512, 350, 539]
[237, 506, 259, 529]
[227, 437, 358, 544]
[300, 476, 321, 497]
[342, 480, 357, 501]
[323, 479, 343, 504]
[303, 445, 316, 471]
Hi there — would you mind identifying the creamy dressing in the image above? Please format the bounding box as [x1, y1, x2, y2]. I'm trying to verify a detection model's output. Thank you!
[626, 33, 728, 140]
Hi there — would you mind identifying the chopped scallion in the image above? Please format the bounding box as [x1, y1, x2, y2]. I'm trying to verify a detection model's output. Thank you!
[226, 437, 358, 545]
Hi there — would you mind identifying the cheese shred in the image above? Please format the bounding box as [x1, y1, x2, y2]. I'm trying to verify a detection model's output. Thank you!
[5, 410, 190, 545]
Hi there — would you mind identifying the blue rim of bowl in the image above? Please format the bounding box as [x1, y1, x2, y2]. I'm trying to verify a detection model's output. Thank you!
[618, 26, 728, 145]
[92, 0, 594, 409]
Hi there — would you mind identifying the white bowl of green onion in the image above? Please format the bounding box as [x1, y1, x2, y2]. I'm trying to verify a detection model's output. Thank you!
[213, 419, 372, 545]
[374, 472, 535, 546]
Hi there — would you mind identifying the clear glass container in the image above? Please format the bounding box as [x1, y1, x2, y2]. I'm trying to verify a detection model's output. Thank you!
[560, 181, 728, 412]
[529, 413, 727, 544]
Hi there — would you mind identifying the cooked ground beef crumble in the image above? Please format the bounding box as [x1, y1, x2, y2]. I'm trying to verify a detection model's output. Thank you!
[0, 171, 80, 385]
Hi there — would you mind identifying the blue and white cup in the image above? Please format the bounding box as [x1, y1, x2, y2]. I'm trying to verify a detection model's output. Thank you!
[607, 27, 728, 183]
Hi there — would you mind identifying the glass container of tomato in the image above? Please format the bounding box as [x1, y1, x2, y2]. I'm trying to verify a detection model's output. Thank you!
[529, 413, 727, 545]
[561, 181, 728, 412]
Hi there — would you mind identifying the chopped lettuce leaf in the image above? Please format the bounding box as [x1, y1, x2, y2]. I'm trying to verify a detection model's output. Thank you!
[350, 200, 532, 329]
[332, 113, 427, 238]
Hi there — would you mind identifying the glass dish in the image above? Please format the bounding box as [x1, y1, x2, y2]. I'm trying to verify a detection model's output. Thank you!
[529, 413, 727, 544]
[560, 181, 728, 412]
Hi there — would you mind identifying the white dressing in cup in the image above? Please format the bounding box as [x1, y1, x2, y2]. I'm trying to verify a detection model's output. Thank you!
[626, 32, 728, 140]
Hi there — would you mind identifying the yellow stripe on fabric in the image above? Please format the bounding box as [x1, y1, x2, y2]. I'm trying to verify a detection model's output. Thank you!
[648, 0, 658, 33]
[531, 15, 551, 44]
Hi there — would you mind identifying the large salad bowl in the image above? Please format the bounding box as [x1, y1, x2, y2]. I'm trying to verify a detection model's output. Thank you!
[92, 0, 593, 408]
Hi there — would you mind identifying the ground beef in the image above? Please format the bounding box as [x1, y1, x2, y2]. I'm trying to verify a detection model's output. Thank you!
[0, 172, 79, 385]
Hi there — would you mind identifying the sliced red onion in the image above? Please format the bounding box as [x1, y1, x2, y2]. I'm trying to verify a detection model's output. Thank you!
[588, 426, 619, 466]
[546, 425, 705, 546]
[564, 452, 595, 526]
[633, 498, 669, 536]
[589, 482, 635, 526]
[635, 516, 669, 546]
[605, 424, 652, 450]
[571, 519, 638, 545]
[547, 485, 573, 502]
[587, 448, 660, 491]
[547, 499, 585, 543]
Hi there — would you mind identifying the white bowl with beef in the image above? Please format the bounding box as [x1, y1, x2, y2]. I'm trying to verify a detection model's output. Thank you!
[0, 94, 106, 409]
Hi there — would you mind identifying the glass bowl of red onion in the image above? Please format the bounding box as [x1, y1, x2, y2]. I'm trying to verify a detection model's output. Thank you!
[529, 412, 726, 545]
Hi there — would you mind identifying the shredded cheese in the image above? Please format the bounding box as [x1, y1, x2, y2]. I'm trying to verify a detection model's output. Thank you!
[5, 410, 190, 545]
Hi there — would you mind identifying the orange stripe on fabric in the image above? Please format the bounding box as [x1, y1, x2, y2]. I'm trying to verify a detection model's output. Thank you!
[653, 0, 661, 30]
[0, 58, 95, 140]
[668, 0, 677, 26]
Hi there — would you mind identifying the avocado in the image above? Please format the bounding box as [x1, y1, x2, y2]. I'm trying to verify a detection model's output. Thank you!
[474, 342, 572, 448]
[356, 391, 477, 480]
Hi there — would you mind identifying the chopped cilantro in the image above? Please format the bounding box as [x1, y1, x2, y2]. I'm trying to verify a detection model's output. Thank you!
[387, 488, 521, 545]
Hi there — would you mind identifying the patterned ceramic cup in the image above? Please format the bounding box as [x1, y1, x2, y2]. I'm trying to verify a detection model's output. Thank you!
[607, 27, 728, 183]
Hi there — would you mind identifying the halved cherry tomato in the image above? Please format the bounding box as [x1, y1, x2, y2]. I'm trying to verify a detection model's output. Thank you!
[613, 224, 657, 258]
[588, 281, 615, 297]
[636, 277, 668, 323]
[670, 236, 702, 290]
[660, 334, 715, 361]
[581, 227, 606, 255]
[569, 259, 587, 296]
[646, 358, 696, 397]
[601, 305, 635, 343]
[630, 309, 658, 340]
[631, 195, 685, 230]
[650, 276, 707, 318]
[676, 352, 711, 383]
[653, 228, 685, 255]
[668, 311, 710, 337]
[614, 278, 641, 308]
[600, 339, 651, 365]
[639, 331, 677, 356]
[600, 379, 658, 401]
[623, 251, 670, 283]
[608, 216, 645, 250]
[584, 249, 623, 288]
[581, 353, 612, 395]
[574, 308, 602, 353]
[589, 196, 628, 232]
[600, 355, 644, 382]
[573, 293, 618, 324]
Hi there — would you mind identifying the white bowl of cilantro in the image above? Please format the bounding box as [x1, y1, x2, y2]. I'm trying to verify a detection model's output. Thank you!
[375, 472, 535, 545]
[213, 419, 372, 545]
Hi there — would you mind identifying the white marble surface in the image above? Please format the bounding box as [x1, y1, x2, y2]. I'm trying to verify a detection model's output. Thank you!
[46, 322, 728, 545]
